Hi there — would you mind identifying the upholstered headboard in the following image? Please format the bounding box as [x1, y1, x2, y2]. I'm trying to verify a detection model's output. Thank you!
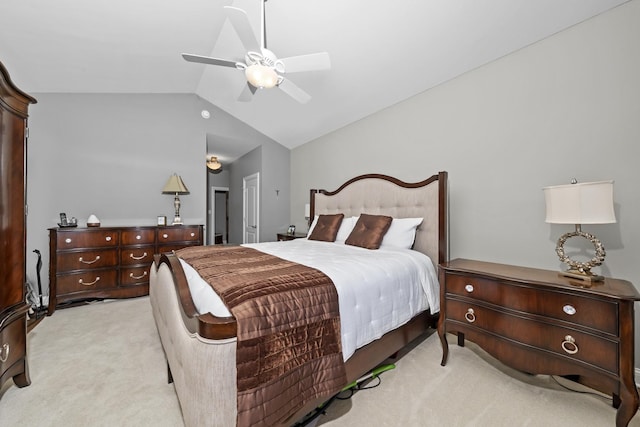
[310, 172, 448, 267]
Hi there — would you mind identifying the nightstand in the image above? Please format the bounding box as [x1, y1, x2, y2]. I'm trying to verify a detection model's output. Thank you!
[276, 233, 306, 241]
[438, 258, 640, 427]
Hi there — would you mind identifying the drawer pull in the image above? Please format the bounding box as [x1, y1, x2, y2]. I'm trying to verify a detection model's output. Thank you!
[163, 234, 168, 239]
[79, 255, 100, 264]
[561, 335, 579, 355]
[464, 284, 474, 293]
[65, 238, 72, 244]
[136, 235, 142, 240]
[563, 304, 577, 315]
[0, 343, 9, 363]
[129, 252, 148, 260]
[129, 271, 148, 280]
[190, 232, 195, 237]
[465, 308, 476, 323]
[106, 236, 112, 242]
[79, 277, 100, 286]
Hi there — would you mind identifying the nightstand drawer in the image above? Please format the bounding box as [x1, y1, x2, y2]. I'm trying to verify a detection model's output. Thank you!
[56, 249, 118, 271]
[446, 273, 618, 335]
[56, 230, 119, 249]
[0, 316, 26, 376]
[121, 229, 155, 245]
[57, 269, 118, 294]
[446, 299, 619, 374]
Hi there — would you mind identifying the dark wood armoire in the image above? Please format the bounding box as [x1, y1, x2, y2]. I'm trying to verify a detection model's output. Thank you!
[0, 60, 37, 392]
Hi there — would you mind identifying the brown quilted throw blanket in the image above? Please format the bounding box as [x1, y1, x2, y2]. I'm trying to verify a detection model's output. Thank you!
[175, 245, 347, 427]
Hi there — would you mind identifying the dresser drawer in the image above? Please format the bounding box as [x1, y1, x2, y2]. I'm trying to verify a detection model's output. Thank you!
[121, 229, 155, 246]
[56, 269, 118, 294]
[446, 273, 618, 336]
[0, 316, 26, 375]
[56, 249, 118, 272]
[120, 245, 154, 266]
[446, 299, 618, 374]
[157, 227, 200, 243]
[120, 266, 150, 286]
[56, 230, 119, 249]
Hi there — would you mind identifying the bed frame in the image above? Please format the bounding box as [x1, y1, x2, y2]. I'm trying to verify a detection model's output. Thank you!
[149, 171, 448, 427]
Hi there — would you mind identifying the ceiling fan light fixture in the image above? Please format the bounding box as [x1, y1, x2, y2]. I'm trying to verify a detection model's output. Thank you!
[245, 63, 278, 89]
[207, 156, 222, 171]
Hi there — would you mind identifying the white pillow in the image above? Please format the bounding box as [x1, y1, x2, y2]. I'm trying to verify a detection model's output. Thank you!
[307, 215, 357, 242]
[380, 217, 424, 249]
[306, 215, 319, 237]
[335, 216, 358, 242]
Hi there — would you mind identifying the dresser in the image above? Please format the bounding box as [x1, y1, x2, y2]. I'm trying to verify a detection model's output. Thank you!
[48, 225, 203, 315]
[0, 61, 36, 392]
[438, 259, 640, 427]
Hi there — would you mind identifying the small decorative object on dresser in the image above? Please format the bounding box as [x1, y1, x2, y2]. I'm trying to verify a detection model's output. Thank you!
[438, 259, 640, 427]
[48, 225, 203, 315]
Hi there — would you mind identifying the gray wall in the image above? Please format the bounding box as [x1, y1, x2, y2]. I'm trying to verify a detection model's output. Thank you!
[290, 3, 640, 361]
[26, 93, 290, 299]
[227, 141, 291, 243]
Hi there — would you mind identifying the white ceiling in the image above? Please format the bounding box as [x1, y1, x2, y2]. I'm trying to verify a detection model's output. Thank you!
[0, 0, 629, 154]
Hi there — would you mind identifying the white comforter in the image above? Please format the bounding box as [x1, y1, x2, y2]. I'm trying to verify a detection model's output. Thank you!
[180, 239, 439, 360]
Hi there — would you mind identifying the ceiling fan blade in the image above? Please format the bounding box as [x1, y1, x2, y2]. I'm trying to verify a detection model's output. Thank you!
[224, 6, 261, 52]
[237, 82, 257, 102]
[182, 53, 239, 68]
[278, 78, 311, 104]
[280, 52, 331, 73]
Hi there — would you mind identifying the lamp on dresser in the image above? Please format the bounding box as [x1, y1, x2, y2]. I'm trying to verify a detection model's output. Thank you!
[543, 179, 616, 282]
[162, 174, 189, 225]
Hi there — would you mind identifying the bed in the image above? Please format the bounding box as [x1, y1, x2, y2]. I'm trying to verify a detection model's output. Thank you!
[149, 171, 448, 427]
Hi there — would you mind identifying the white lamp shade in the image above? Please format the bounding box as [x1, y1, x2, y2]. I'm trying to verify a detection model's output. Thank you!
[543, 180, 616, 224]
[245, 64, 278, 89]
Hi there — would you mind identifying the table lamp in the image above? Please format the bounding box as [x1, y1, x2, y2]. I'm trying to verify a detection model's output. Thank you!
[162, 174, 189, 225]
[543, 179, 615, 282]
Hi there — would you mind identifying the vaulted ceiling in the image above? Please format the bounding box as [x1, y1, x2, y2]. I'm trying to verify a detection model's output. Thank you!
[0, 0, 629, 155]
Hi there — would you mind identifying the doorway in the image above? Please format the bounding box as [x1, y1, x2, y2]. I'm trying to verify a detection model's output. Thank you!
[209, 186, 229, 245]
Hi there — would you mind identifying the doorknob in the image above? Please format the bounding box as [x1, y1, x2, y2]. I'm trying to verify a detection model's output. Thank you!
[250, 225, 257, 228]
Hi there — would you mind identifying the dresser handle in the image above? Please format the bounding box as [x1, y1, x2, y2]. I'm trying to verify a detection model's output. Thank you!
[136, 235, 142, 240]
[79, 277, 100, 286]
[0, 343, 9, 363]
[129, 252, 148, 260]
[561, 335, 579, 354]
[190, 232, 195, 237]
[465, 308, 476, 323]
[129, 271, 148, 280]
[163, 234, 168, 239]
[465, 284, 474, 293]
[563, 304, 577, 315]
[79, 255, 100, 264]
[65, 238, 72, 244]
[106, 236, 112, 242]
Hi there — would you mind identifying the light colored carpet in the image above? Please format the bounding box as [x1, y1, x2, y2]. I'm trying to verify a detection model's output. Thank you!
[1, 297, 638, 427]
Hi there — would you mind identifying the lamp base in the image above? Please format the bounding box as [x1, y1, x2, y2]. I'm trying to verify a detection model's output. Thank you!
[172, 217, 183, 226]
[559, 269, 604, 282]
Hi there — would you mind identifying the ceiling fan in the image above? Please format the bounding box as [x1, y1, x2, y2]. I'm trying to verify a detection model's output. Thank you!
[182, 0, 331, 104]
